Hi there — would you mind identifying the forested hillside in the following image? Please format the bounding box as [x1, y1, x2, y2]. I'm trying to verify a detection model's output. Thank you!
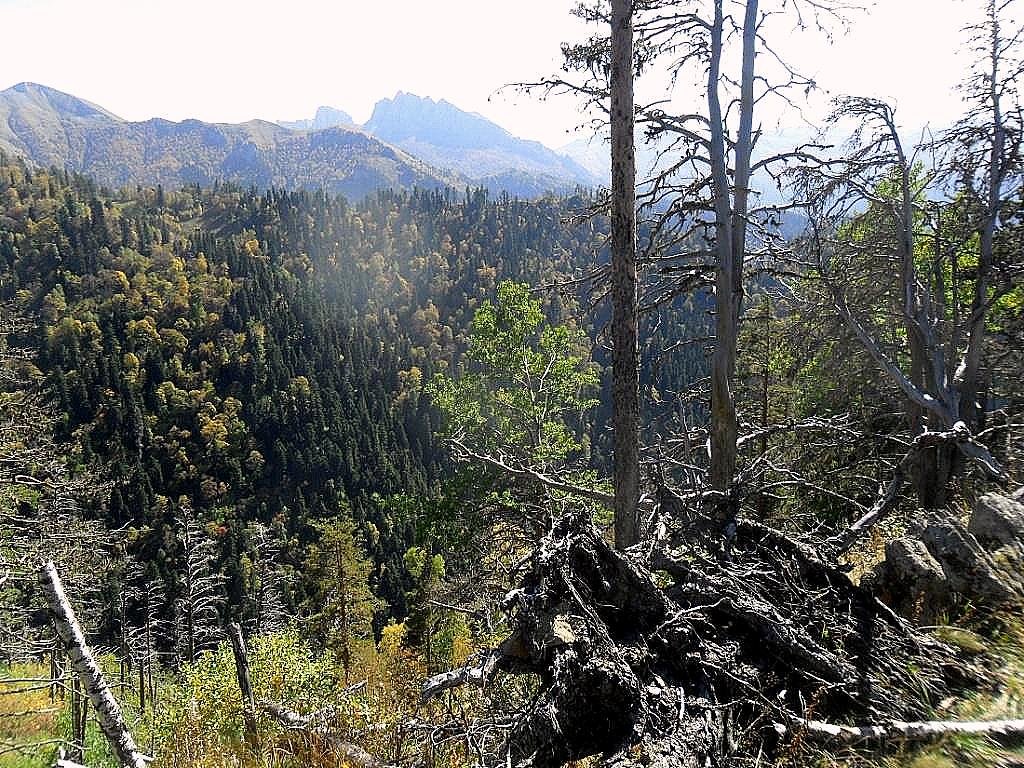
[0, 83, 597, 201]
[1, 1, 1023, 767]
[0, 152, 707, 635]
[0, 83, 455, 200]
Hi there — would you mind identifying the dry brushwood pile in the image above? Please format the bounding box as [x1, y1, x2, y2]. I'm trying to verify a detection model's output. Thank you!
[424, 493, 1024, 768]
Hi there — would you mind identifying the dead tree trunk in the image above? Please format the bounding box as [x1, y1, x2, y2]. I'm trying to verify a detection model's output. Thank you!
[39, 561, 149, 768]
[959, 0, 1008, 432]
[70, 676, 86, 763]
[708, 0, 758, 532]
[137, 660, 145, 713]
[610, 0, 640, 549]
[779, 716, 1024, 744]
[707, 0, 738, 516]
[228, 622, 258, 746]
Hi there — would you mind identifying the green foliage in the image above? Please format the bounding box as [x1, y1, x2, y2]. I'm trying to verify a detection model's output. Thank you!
[428, 280, 598, 469]
[0, 155, 627, 628]
[0, 152, 707, 652]
[398, 548, 474, 676]
[0, 662, 64, 768]
[401, 547, 444, 664]
[150, 628, 336, 766]
[144, 621, 476, 768]
[300, 519, 380, 679]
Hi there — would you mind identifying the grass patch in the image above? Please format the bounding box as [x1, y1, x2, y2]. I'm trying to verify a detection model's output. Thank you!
[0, 663, 59, 768]
[1, 662, 123, 768]
[931, 626, 988, 656]
[882, 614, 1024, 768]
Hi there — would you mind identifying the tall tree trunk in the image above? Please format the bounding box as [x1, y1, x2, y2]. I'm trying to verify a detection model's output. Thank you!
[39, 561, 149, 768]
[610, 0, 640, 549]
[730, 0, 758, 277]
[708, 1, 735, 505]
[897, 131, 948, 507]
[960, 0, 1004, 432]
[708, 0, 757, 527]
[884, 109, 958, 509]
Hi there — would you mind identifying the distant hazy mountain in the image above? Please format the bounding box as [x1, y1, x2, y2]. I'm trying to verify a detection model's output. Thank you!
[364, 92, 600, 196]
[0, 82, 122, 168]
[0, 83, 603, 200]
[0, 83, 453, 200]
[560, 127, 821, 207]
[559, 135, 678, 185]
[278, 105, 355, 132]
[558, 136, 607, 181]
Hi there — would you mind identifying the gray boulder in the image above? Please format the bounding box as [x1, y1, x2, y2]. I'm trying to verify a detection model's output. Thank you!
[921, 516, 1023, 604]
[968, 493, 1024, 549]
[883, 537, 946, 586]
[871, 494, 1024, 623]
[869, 538, 948, 620]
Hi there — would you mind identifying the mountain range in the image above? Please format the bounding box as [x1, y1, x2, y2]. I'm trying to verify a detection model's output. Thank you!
[0, 83, 599, 199]
[361, 92, 598, 196]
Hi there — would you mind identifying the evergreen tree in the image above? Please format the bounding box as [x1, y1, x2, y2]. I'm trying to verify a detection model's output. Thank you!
[300, 517, 379, 682]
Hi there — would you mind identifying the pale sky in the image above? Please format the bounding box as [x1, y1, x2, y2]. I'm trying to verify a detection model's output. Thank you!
[0, 0, 978, 149]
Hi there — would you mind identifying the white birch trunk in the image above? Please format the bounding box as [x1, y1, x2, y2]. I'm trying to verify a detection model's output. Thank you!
[778, 716, 1024, 744]
[39, 561, 149, 768]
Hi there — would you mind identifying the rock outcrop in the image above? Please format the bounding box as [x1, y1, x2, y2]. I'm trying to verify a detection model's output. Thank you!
[871, 492, 1024, 621]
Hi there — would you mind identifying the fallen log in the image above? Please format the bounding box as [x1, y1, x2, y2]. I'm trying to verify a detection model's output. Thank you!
[422, 649, 502, 701]
[777, 716, 1024, 744]
[422, 632, 532, 702]
[260, 699, 388, 768]
[39, 561, 150, 768]
[55, 747, 88, 768]
[260, 699, 313, 729]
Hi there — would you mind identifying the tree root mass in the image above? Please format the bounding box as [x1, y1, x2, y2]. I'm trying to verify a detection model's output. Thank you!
[427, 513, 983, 768]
